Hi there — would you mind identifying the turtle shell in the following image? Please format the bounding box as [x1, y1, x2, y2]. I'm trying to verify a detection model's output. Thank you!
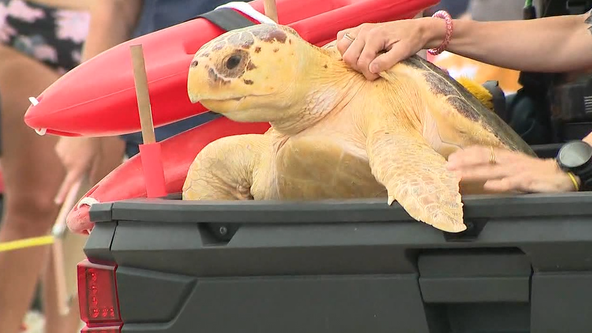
[402, 55, 535, 156]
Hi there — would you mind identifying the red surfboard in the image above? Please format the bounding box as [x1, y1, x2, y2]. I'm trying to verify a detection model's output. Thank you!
[24, 0, 437, 137]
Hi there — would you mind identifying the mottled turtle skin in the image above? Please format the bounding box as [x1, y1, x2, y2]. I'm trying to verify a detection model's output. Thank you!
[183, 24, 534, 233]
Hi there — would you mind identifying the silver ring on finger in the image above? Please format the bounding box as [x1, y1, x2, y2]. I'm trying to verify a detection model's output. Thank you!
[343, 33, 355, 42]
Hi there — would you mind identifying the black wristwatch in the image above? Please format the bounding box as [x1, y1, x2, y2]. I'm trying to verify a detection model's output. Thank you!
[556, 140, 592, 191]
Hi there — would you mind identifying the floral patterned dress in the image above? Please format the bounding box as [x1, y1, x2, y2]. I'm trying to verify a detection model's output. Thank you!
[0, 0, 90, 74]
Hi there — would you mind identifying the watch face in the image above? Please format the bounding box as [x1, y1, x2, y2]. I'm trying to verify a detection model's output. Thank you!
[559, 141, 592, 169]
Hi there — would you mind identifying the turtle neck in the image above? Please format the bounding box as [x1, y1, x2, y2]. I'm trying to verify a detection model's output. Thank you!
[269, 52, 369, 136]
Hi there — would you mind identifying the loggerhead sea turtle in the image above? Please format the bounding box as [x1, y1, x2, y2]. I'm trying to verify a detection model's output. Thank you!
[183, 24, 535, 233]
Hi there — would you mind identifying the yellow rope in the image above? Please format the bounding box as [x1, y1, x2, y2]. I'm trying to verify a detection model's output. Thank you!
[0, 235, 55, 253]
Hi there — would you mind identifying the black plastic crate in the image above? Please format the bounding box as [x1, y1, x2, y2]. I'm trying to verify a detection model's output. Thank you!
[85, 190, 592, 333]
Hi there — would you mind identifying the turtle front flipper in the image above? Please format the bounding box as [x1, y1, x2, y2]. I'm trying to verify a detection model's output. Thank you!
[366, 128, 466, 233]
[183, 134, 269, 201]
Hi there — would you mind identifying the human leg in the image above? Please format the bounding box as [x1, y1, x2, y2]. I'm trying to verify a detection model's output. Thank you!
[0, 45, 65, 333]
[0, 1, 91, 330]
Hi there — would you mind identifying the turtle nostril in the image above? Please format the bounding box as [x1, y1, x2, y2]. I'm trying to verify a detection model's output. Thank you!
[226, 55, 241, 70]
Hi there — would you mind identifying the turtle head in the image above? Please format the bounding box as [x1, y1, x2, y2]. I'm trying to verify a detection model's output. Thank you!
[187, 24, 309, 122]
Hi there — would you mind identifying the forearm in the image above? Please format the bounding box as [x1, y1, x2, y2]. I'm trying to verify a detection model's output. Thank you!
[422, 11, 592, 73]
[79, 0, 142, 147]
[81, 0, 142, 62]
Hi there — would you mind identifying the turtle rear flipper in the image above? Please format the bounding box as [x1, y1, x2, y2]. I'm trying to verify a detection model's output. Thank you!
[183, 134, 269, 201]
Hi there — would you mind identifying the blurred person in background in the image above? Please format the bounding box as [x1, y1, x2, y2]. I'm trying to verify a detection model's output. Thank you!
[423, 0, 470, 18]
[467, 0, 529, 20]
[54, 0, 235, 208]
[0, 1, 120, 332]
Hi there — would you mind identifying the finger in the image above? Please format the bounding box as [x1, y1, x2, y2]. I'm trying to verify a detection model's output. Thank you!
[446, 146, 509, 170]
[483, 176, 530, 193]
[336, 28, 357, 55]
[356, 33, 386, 80]
[341, 32, 367, 72]
[446, 146, 490, 170]
[367, 41, 408, 74]
[341, 31, 365, 69]
[54, 171, 80, 205]
[483, 159, 573, 194]
[89, 156, 101, 183]
[336, 28, 351, 41]
[455, 163, 514, 183]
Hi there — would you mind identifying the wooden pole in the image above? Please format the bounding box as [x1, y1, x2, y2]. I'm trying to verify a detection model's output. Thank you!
[50, 178, 84, 315]
[130, 44, 156, 144]
[129, 43, 168, 198]
[263, 0, 278, 23]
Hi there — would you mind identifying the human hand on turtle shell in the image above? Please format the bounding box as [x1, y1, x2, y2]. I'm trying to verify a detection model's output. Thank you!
[335, 18, 443, 80]
[445, 146, 579, 193]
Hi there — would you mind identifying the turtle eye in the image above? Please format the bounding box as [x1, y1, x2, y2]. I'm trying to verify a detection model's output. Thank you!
[217, 50, 249, 78]
[226, 54, 242, 70]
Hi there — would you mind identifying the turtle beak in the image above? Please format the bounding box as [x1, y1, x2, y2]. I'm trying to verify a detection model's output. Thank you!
[187, 60, 208, 104]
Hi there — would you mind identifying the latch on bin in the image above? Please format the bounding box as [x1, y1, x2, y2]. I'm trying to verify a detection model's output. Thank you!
[417, 249, 532, 303]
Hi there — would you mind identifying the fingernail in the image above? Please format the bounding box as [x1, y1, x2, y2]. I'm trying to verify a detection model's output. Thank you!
[369, 63, 379, 73]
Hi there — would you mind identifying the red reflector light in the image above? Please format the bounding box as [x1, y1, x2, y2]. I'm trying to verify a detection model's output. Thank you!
[77, 259, 122, 326]
[81, 324, 122, 333]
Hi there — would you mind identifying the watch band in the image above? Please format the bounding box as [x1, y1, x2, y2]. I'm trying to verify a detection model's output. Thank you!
[574, 164, 592, 191]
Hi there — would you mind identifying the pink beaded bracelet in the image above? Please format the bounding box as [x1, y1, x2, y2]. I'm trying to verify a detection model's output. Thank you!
[427, 10, 453, 56]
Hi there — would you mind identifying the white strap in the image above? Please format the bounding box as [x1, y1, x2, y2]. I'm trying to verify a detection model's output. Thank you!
[215, 1, 278, 25]
[77, 196, 99, 209]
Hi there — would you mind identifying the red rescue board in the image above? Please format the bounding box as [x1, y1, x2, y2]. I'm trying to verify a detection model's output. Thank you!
[24, 0, 437, 137]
